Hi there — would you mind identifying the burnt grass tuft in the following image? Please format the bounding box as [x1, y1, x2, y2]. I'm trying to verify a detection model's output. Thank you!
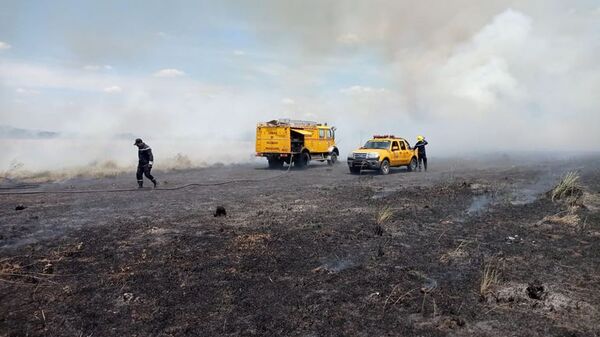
[1, 162, 600, 336]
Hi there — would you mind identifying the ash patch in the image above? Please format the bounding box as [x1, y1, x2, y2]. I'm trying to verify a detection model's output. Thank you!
[372, 187, 401, 200]
[489, 282, 596, 319]
[509, 171, 564, 205]
[313, 256, 358, 274]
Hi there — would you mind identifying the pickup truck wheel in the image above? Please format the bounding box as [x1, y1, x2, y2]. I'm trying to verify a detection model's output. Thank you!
[327, 152, 338, 165]
[295, 152, 310, 169]
[380, 159, 390, 175]
[407, 157, 417, 172]
[349, 166, 361, 174]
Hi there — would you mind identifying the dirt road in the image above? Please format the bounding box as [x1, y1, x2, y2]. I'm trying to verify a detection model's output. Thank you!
[1, 156, 599, 336]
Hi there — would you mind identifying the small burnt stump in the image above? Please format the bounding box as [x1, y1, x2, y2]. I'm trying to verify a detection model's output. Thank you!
[526, 280, 546, 300]
[43, 263, 54, 275]
[214, 206, 227, 217]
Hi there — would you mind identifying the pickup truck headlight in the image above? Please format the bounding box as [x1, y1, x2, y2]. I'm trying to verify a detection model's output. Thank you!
[366, 152, 379, 159]
[348, 153, 355, 160]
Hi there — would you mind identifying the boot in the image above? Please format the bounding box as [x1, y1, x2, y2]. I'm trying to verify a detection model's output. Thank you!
[152, 179, 158, 188]
[138, 180, 143, 188]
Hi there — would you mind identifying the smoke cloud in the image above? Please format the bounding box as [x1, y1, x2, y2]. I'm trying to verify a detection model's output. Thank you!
[0, 0, 599, 175]
[233, 0, 600, 150]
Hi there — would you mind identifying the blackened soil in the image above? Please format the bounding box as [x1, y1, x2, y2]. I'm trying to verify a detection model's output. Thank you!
[1, 158, 599, 337]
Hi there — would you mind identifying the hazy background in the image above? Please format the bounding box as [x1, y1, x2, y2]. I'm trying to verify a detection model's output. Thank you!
[1, 0, 599, 175]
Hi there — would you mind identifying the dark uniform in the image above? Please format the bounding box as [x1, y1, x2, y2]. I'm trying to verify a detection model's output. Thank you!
[134, 138, 157, 188]
[414, 139, 428, 171]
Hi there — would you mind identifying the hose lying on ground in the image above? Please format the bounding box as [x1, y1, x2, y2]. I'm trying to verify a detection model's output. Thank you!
[0, 184, 40, 190]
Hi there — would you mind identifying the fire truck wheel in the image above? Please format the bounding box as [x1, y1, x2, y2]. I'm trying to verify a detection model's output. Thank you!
[327, 152, 338, 165]
[296, 152, 310, 169]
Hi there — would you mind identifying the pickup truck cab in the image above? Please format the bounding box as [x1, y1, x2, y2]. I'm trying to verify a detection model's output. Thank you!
[347, 135, 418, 174]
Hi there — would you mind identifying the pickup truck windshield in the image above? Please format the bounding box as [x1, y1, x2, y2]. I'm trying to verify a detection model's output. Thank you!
[363, 141, 390, 149]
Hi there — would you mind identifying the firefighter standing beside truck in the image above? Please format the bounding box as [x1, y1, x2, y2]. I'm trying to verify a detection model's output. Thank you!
[414, 135, 428, 171]
[134, 138, 158, 188]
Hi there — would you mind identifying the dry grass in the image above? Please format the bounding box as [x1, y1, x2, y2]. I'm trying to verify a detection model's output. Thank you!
[539, 212, 581, 227]
[480, 261, 502, 298]
[170, 153, 193, 169]
[582, 192, 600, 212]
[0, 260, 22, 275]
[375, 206, 395, 225]
[439, 240, 470, 263]
[233, 233, 271, 251]
[551, 171, 583, 204]
[0, 259, 55, 284]
[1, 153, 198, 182]
[46, 242, 84, 261]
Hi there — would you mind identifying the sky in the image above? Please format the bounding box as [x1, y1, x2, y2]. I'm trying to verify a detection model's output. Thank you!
[1, 0, 599, 170]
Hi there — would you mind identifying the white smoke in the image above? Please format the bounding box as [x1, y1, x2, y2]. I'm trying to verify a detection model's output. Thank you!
[1, 0, 599, 175]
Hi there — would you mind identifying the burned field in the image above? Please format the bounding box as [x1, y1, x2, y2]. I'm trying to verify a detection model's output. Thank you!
[1, 158, 600, 336]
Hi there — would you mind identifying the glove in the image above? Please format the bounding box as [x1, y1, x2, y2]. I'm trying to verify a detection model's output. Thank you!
[148, 161, 153, 168]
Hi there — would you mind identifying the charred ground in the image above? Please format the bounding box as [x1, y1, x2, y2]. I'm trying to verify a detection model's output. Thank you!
[1, 157, 600, 337]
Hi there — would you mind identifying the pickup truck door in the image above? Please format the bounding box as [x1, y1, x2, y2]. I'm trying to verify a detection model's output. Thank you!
[399, 141, 409, 164]
[391, 141, 400, 166]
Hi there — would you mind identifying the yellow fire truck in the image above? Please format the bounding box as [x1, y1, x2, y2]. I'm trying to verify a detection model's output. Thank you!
[256, 119, 339, 168]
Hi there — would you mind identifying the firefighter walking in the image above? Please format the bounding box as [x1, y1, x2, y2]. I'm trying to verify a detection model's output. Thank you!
[134, 138, 158, 188]
[414, 135, 428, 171]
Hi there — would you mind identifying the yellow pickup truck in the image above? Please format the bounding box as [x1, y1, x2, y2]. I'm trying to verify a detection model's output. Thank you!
[256, 119, 339, 169]
[347, 135, 418, 174]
